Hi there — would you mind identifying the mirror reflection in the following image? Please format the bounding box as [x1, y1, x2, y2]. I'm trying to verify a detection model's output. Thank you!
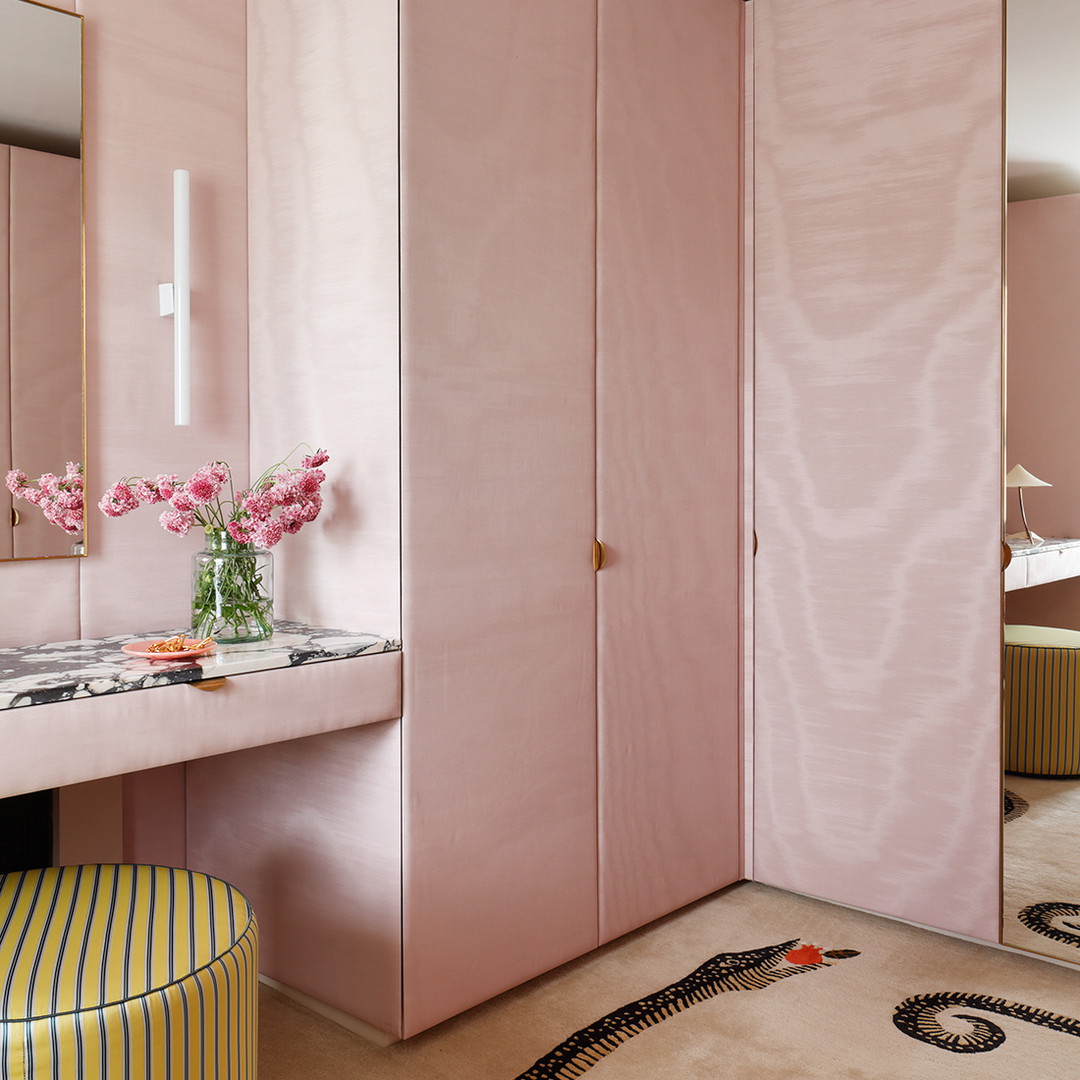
[1002, 0, 1080, 964]
[0, 0, 83, 559]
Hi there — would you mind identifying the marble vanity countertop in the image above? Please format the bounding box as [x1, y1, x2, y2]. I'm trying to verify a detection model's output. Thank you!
[1007, 537, 1080, 557]
[1005, 537, 1080, 591]
[0, 621, 402, 710]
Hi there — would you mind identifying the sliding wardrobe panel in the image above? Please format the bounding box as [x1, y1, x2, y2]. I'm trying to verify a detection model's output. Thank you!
[596, 0, 744, 944]
[400, 0, 599, 1036]
[752, 0, 1003, 939]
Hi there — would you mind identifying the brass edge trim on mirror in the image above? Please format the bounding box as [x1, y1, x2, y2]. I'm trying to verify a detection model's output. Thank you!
[998, 0, 1008, 954]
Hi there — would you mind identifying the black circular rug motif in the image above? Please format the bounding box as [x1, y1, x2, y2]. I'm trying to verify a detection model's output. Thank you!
[1018, 901, 1080, 948]
[893, 992, 1080, 1054]
[1003, 788, 1029, 822]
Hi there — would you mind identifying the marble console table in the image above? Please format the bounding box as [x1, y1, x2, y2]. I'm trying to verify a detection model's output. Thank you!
[1005, 538, 1080, 592]
[0, 621, 403, 798]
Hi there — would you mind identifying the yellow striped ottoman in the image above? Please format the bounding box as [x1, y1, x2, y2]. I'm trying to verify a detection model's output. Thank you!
[1004, 624, 1080, 777]
[0, 864, 258, 1078]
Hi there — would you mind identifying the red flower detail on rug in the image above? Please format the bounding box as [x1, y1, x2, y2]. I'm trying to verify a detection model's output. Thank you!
[513, 939, 859, 1079]
[784, 944, 823, 965]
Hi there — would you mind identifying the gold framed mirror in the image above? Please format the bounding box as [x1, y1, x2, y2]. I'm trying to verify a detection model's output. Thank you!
[0, 0, 84, 559]
[1002, 0, 1080, 966]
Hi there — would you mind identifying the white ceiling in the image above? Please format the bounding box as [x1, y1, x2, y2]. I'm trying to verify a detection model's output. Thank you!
[0, 0, 81, 158]
[1008, 0, 1080, 201]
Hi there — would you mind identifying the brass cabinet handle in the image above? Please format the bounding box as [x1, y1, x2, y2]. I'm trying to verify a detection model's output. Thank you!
[592, 538, 607, 572]
[191, 677, 228, 692]
[10, 508, 18, 527]
[753, 530, 758, 557]
[1002, 541, 1012, 571]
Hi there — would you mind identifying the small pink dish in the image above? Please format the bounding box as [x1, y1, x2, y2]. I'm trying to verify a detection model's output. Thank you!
[121, 639, 217, 661]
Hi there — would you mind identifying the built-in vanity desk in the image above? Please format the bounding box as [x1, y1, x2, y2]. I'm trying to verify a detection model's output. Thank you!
[1005, 538, 1080, 591]
[0, 621, 402, 799]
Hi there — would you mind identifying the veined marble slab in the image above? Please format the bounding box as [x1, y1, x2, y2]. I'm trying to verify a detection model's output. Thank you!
[0, 622, 402, 710]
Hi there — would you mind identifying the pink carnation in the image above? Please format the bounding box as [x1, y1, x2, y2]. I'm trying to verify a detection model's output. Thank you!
[132, 478, 165, 504]
[6, 470, 27, 495]
[154, 474, 180, 500]
[241, 490, 274, 518]
[301, 450, 329, 469]
[226, 520, 252, 544]
[99, 481, 139, 518]
[186, 464, 226, 505]
[159, 508, 195, 535]
[252, 520, 284, 548]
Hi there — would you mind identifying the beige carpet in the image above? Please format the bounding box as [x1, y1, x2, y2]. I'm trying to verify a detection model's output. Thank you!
[1003, 775, 1080, 964]
[259, 881, 1080, 1079]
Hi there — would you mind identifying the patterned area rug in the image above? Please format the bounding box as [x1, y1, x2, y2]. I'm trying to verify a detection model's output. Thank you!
[259, 881, 1080, 1079]
[1003, 775, 1080, 964]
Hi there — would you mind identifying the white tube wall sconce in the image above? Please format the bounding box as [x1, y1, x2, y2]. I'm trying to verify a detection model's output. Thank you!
[159, 169, 191, 426]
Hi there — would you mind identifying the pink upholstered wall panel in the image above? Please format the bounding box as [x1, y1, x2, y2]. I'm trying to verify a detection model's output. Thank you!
[595, 0, 743, 944]
[400, 0, 599, 1036]
[0, 146, 11, 562]
[1004, 195, 1080, 629]
[122, 764, 187, 868]
[8, 147, 82, 560]
[246, 0, 400, 638]
[76, 0, 248, 638]
[186, 723, 404, 1038]
[752, 0, 1004, 940]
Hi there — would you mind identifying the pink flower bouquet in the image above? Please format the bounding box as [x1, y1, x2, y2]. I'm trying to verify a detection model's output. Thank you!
[99, 448, 329, 642]
[99, 448, 329, 546]
[6, 462, 84, 536]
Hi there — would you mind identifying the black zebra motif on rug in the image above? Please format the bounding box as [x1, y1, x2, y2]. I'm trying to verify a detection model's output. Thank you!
[1018, 901, 1080, 947]
[1003, 788, 1029, 822]
[512, 939, 859, 1080]
[893, 992, 1080, 1053]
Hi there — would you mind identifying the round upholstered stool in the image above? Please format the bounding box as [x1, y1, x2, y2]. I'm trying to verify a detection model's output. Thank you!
[0, 864, 258, 1079]
[1004, 624, 1080, 777]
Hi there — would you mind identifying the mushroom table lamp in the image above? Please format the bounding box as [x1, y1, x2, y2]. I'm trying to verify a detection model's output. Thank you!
[1006, 464, 1052, 547]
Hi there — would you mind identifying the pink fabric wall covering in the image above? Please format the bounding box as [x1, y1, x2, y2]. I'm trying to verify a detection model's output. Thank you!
[187, 724, 404, 1039]
[595, 0, 744, 944]
[752, 0, 1004, 941]
[1004, 195, 1080, 630]
[246, 0, 400, 638]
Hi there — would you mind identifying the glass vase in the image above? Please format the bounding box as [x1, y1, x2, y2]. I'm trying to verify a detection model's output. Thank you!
[191, 528, 274, 643]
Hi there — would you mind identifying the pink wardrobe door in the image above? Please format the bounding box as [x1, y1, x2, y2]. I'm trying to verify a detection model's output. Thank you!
[400, 0, 599, 1037]
[752, 0, 1004, 940]
[596, 0, 744, 944]
[0, 146, 11, 561]
[8, 146, 82, 559]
